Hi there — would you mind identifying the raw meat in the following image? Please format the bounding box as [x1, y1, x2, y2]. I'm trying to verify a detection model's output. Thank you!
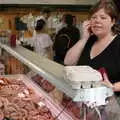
[0, 77, 55, 120]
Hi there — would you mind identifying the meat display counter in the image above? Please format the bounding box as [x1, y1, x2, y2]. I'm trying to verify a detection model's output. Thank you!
[0, 42, 83, 102]
[0, 43, 120, 120]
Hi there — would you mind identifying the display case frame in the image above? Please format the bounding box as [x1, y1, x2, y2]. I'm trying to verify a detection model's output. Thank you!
[0, 42, 86, 102]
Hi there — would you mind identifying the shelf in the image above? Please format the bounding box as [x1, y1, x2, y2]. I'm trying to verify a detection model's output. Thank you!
[0, 43, 82, 102]
[0, 4, 92, 12]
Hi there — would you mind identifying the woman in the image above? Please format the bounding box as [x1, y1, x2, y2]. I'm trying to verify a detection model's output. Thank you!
[64, 1, 120, 94]
[33, 19, 53, 59]
[64, 1, 120, 119]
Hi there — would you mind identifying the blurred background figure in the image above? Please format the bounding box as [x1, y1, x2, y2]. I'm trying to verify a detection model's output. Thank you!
[32, 19, 53, 59]
[54, 14, 80, 64]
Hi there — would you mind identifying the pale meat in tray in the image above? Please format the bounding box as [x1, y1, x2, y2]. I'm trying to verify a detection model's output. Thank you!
[0, 74, 77, 120]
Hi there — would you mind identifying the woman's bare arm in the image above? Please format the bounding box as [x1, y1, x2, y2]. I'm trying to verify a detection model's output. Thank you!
[64, 20, 91, 65]
[64, 39, 88, 65]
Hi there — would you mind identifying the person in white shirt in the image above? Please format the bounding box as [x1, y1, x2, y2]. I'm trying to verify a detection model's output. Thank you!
[33, 19, 53, 59]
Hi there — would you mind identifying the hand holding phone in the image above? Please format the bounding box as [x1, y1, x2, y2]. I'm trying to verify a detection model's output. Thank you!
[81, 20, 92, 40]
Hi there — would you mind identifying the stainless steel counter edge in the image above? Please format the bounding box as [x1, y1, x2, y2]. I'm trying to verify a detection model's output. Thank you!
[0, 43, 81, 101]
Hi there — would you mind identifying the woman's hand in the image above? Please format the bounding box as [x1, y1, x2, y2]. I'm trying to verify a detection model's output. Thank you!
[64, 20, 92, 65]
[81, 20, 92, 41]
[101, 72, 114, 89]
[101, 72, 120, 92]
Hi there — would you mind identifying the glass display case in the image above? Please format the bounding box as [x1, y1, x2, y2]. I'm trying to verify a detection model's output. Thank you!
[0, 42, 120, 120]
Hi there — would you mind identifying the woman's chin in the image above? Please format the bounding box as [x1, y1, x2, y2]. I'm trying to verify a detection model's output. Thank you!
[94, 32, 104, 36]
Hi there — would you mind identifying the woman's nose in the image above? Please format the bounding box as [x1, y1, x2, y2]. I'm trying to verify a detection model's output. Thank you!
[94, 17, 101, 23]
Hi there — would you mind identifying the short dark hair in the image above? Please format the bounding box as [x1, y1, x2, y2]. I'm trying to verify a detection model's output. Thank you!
[64, 14, 73, 26]
[35, 19, 46, 31]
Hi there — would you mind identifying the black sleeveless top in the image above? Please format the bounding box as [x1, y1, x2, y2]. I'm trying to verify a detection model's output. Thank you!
[78, 35, 120, 95]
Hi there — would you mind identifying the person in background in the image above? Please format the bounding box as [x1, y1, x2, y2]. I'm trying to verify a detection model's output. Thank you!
[33, 19, 53, 59]
[54, 14, 80, 64]
[64, 1, 120, 99]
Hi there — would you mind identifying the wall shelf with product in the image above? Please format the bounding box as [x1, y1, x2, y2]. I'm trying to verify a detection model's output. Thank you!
[0, 4, 92, 12]
[0, 4, 90, 36]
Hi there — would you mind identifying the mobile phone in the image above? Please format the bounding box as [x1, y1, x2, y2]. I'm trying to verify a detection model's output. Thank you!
[88, 26, 93, 34]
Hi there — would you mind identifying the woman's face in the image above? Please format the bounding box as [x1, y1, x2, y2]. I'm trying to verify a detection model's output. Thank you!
[90, 8, 115, 37]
